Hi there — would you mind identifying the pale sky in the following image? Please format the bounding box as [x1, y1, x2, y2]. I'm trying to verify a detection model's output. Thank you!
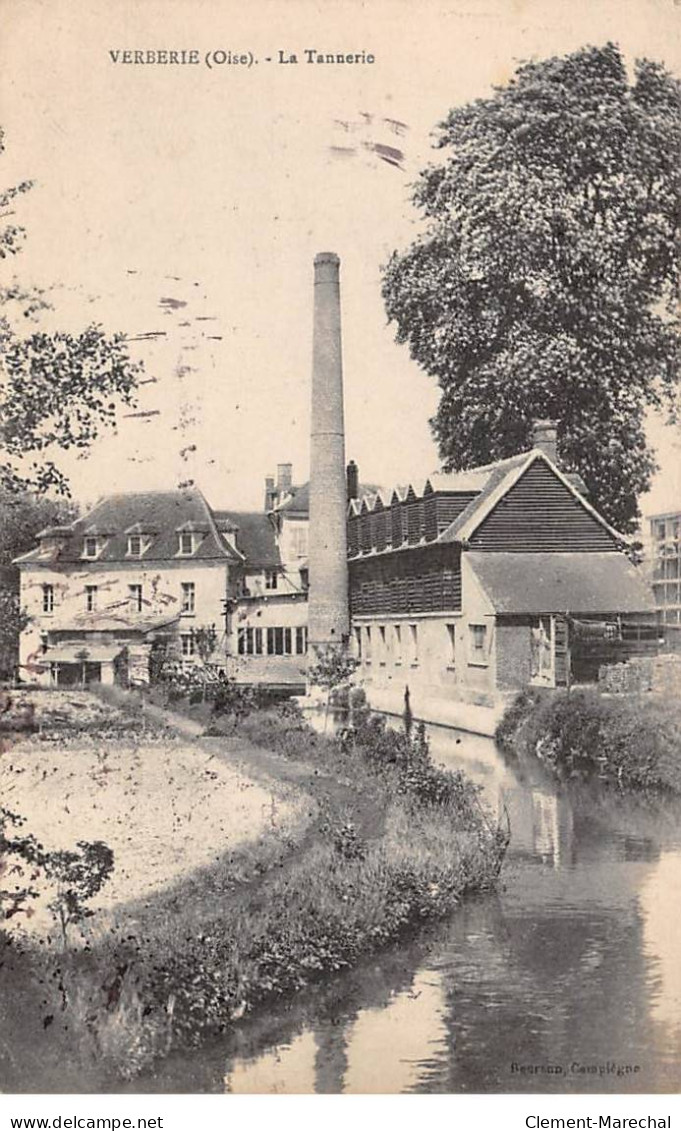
[1, 0, 679, 522]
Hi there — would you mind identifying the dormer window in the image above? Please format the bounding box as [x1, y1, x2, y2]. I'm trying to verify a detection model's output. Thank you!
[83, 536, 100, 559]
[178, 532, 195, 556]
[128, 534, 142, 557]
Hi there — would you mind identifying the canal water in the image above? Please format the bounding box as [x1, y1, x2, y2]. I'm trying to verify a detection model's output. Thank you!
[134, 724, 681, 1094]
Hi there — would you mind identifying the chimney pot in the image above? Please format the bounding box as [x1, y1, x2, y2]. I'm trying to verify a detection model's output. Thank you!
[346, 459, 359, 501]
[264, 474, 276, 512]
[532, 419, 558, 464]
[277, 463, 293, 492]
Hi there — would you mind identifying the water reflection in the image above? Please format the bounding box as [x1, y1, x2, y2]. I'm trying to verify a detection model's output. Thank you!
[137, 720, 681, 1093]
[225, 970, 448, 1094]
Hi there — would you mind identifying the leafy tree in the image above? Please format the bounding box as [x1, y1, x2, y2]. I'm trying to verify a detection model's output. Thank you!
[0, 806, 44, 924]
[44, 840, 114, 946]
[308, 645, 360, 729]
[382, 43, 681, 531]
[0, 126, 142, 495]
[0, 806, 114, 944]
[0, 488, 78, 678]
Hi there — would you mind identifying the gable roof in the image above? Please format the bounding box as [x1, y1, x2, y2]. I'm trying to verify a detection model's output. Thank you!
[467, 552, 656, 614]
[214, 511, 280, 569]
[437, 450, 626, 547]
[16, 489, 239, 565]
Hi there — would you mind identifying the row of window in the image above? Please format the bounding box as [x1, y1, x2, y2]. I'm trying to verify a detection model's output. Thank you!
[80, 532, 200, 560]
[237, 626, 308, 656]
[41, 582, 197, 615]
[354, 621, 489, 667]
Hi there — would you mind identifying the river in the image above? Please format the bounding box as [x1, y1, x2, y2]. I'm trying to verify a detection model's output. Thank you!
[131, 723, 681, 1094]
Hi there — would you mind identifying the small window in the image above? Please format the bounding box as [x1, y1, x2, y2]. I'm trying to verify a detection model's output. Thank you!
[446, 624, 456, 666]
[178, 532, 194, 556]
[181, 582, 195, 614]
[128, 584, 143, 613]
[409, 624, 419, 665]
[364, 625, 372, 662]
[264, 570, 278, 590]
[127, 534, 143, 557]
[295, 626, 307, 655]
[291, 527, 308, 559]
[83, 536, 99, 559]
[85, 585, 98, 613]
[393, 624, 402, 665]
[379, 625, 387, 665]
[468, 623, 488, 665]
[42, 584, 54, 614]
[354, 626, 362, 661]
[181, 633, 195, 658]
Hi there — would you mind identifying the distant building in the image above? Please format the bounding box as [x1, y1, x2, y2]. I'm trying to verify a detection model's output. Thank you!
[15, 482, 313, 691]
[217, 465, 310, 692]
[15, 488, 240, 687]
[649, 511, 681, 627]
[347, 424, 658, 727]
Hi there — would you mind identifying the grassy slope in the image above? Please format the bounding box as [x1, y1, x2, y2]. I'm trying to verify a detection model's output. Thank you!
[2, 703, 506, 1091]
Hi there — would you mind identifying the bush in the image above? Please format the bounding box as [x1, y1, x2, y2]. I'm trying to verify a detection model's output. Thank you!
[496, 688, 681, 792]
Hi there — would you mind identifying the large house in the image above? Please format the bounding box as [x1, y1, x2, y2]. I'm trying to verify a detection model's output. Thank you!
[15, 480, 313, 691]
[15, 461, 377, 692]
[16, 488, 240, 687]
[347, 425, 659, 727]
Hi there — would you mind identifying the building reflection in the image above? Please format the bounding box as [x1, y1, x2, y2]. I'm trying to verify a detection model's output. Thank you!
[224, 969, 447, 1094]
[639, 848, 681, 1037]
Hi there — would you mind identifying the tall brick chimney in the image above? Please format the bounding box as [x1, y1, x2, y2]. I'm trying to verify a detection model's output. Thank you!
[532, 419, 558, 464]
[307, 252, 349, 655]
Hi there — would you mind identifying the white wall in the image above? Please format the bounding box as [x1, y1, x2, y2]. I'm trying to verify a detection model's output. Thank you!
[350, 555, 497, 707]
[19, 561, 231, 681]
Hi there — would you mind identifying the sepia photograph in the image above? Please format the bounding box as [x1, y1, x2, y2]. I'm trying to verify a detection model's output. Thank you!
[1, 0, 680, 1103]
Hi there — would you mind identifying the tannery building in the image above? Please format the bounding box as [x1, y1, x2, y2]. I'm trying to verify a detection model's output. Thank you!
[346, 426, 659, 730]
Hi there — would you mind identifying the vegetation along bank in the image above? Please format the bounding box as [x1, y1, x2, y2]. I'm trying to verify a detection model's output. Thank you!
[496, 688, 681, 793]
[1, 688, 507, 1090]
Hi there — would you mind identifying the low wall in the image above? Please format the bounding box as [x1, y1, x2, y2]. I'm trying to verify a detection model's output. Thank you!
[598, 652, 681, 696]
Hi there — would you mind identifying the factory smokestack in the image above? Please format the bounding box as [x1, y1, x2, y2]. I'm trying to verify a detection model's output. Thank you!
[307, 252, 349, 655]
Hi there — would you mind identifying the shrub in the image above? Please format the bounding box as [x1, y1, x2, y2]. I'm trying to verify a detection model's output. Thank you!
[497, 688, 681, 792]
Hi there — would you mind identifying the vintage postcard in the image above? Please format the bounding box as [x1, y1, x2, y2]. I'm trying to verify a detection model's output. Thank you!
[1, 0, 680, 1103]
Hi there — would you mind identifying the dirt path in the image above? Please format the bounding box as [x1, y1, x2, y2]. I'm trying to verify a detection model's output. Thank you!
[131, 695, 382, 843]
[104, 698, 388, 929]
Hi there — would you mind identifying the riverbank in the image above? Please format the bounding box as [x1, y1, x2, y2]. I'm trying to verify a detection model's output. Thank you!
[496, 687, 681, 792]
[1, 691, 506, 1092]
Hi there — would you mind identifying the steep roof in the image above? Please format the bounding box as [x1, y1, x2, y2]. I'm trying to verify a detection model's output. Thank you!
[16, 489, 239, 565]
[275, 481, 382, 516]
[436, 450, 625, 547]
[467, 552, 656, 614]
[214, 511, 280, 569]
[435, 453, 531, 542]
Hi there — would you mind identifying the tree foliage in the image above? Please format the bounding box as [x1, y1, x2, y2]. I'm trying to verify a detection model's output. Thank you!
[0, 488, 78, 678]
[0, 126, 142, 495]
[382, 44, 681, 531]
[0, 805, 114, 944]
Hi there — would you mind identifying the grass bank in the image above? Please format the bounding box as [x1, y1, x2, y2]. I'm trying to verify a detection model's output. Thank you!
[2, 699, 506, 1091]
[496, 687, 681, 792]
